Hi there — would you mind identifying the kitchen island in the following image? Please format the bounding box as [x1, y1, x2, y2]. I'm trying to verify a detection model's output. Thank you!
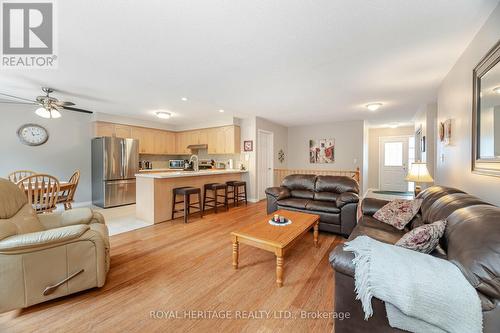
[135, 169, 247, 224]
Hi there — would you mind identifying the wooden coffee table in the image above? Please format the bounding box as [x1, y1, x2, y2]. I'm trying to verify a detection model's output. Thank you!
[231, 209, 320, 287]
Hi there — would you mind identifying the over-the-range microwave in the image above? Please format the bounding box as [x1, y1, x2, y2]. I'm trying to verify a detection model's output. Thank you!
[169, 159, 185, 169]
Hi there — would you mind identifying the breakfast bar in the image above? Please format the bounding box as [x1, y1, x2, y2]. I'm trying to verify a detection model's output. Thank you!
[135, 170, 247, 224]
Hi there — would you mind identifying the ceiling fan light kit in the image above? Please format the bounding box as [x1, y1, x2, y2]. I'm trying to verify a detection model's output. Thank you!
[0, 87, 93, 119]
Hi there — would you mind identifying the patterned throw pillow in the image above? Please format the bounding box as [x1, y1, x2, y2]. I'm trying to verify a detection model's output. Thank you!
[373, 199, 423, 230]
[395, 219, 447, 254]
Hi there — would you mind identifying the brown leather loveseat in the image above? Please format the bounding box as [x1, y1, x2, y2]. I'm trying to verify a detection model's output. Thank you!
[265, 174, 359, 236]
[329, 186, 500, 333]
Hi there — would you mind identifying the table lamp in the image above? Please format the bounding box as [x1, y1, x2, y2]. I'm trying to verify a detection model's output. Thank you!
[405, 162, 433, 196]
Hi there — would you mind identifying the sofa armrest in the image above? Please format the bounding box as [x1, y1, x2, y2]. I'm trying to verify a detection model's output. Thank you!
[0, 225, 90, 252]
[361, 198, 389, 216]
[329, 243, 355, 277]
[38, 208, 105, 230]
[336, 192, 359, 208]
[265, 187, 290, 200]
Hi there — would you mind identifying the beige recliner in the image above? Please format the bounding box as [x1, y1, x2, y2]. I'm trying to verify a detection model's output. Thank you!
[0, 178, 110, 313]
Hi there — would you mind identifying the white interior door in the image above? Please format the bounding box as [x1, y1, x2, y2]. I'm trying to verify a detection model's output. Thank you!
[257, 130, 273, 200]
[379, 136, 409, 192]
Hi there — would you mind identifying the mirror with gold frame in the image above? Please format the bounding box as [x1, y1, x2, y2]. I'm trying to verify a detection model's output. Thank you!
[472, 41, 500, 177]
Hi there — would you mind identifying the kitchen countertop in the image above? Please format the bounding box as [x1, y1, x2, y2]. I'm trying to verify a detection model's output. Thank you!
[135, 169, 247, 179]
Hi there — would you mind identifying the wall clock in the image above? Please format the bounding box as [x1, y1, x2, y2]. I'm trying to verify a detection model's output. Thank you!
[17, 123, 49, 146]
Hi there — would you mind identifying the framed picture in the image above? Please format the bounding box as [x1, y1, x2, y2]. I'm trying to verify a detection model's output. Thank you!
[243, 140, 253, 152]
[443, 119, 452, 145]
[309, 138, 335, 163]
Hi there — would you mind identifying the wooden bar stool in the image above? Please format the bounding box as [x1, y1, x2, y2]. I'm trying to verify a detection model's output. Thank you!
[226, 180, 248, 207]
[172, 187, 203, 223]
[203, 183, 228, 213]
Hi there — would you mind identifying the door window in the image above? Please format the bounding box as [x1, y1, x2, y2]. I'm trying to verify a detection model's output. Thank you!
[384, 142, 403, 166]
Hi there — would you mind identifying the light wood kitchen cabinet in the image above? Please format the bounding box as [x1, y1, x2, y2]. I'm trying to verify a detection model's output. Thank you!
[131, 127, 154, 154]
[114, 125, 131, 138]
[94, 122, 115, 137]
[93, 121, 240, 155]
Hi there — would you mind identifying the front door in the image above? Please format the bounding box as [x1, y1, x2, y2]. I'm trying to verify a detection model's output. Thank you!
[379, 136, 409, 192]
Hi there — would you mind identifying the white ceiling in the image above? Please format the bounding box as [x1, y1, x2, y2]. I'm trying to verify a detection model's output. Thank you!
[0, 0, 498, 128]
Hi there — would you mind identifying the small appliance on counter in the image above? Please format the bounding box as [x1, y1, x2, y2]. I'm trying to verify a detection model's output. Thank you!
[139, 160, 152, 170]
[227, 159, 234, 169]
[199, 159, 214, 170]
[169, 159, 186, 169]
[215, 161, 226, 169]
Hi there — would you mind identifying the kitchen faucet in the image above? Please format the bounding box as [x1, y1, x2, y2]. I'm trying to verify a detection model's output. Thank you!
[189, 155, 199, 172]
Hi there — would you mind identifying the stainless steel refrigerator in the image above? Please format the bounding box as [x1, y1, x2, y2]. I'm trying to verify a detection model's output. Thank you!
[92, 137, 139, 208]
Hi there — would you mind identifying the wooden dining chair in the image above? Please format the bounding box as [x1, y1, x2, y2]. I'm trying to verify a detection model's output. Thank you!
[18, 174, 60, 214]
[57, 170, 80, 210]
[7, 170, 36, 183]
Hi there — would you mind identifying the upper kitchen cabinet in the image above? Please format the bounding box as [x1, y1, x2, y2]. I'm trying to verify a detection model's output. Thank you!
[93, 122, 240, 155]
[207, 126, 240, 154]
[130, 127, 155, 154]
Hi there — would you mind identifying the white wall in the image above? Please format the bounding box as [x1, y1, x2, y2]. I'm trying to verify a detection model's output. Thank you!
[0, 104, 93, 203]
[367, 126, 415, 189]
[238, 116, 257, 201]
[436, 3, 500, 206]
[414, 103, 437, 178]
[287, 120, 365, 192]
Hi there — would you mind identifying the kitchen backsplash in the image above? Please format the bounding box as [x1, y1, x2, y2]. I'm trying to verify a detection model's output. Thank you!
[140, 149, 242, 169]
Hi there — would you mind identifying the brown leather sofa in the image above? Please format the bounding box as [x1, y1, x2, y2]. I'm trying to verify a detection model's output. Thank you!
[329, 186, 500, 333]
[265, 174, 359, 236]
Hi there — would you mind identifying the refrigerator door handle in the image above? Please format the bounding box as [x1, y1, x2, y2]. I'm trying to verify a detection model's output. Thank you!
[121, 140, 125, 179]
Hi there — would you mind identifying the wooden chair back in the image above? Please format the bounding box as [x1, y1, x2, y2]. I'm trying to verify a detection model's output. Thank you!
[58, 170, 80, 210]
[19, 174, 60, 213]
[8, 170, 36, 183]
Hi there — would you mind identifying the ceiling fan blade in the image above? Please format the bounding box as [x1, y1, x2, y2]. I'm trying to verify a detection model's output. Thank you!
[0, 100, 37, 105]
[55, 101, 75, 106]
[0, 92, 36, 103]
[62, 106, 93, 114]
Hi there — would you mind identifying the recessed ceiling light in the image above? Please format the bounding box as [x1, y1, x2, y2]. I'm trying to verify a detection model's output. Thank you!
[155, 111, 171, 119]
[493, 87, 500, 94]
[366, 103, 383, 111]
[219, 109, 225, 113]
[181, 97, 188, 101]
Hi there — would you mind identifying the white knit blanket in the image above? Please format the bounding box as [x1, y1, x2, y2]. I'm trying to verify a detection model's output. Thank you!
[344, 236, 482, 333]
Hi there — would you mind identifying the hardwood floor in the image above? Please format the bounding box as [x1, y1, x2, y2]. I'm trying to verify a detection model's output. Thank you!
[0, 201, 343, 333]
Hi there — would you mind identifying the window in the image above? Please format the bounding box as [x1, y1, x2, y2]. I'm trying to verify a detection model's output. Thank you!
[408, 136, 415, 191]
[384, 142, 403, 166]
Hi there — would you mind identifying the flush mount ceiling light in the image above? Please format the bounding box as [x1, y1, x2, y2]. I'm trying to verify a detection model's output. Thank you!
[388, 123, 399, 128]
[493, 87, 500, 94]
[35, 107, 61, 119]
[366, 103, 383, 111]
[155, 111, 171, 119]
[181, 97, 188, 101]
[219, 109, 225, 113]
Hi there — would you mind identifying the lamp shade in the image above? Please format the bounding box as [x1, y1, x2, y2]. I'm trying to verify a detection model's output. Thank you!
[405, 162, 434, 183]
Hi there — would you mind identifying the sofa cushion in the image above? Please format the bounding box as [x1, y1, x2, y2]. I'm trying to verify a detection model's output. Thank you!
[424, 193, 491, 224]
[349, 221, 406, 244]
[277, 198, 310, 210]
[282, 174, 316, 191]
[306, 200, 340, 214]
[444, 205, 500, 301]
[0, 178, 28, 219]
[315, 175, 359, 194]
[314, 192, 338, 202]
[290, 190, 314, 199]
[417, 186, 464, 222]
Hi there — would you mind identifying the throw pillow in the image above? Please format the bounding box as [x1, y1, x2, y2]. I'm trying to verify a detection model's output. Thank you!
[373, 199, 423, 230]
[395, 219, 447, 254]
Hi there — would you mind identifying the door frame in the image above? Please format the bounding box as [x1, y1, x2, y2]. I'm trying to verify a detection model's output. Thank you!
[378, 135, 412, 191]
[257, 129, 274, 200]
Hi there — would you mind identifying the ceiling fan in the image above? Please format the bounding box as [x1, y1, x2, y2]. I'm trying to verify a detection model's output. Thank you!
[0, 87, 93, 119]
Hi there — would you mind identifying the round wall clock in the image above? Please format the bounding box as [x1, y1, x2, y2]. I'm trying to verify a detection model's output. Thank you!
[17, 123, 49, 146]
